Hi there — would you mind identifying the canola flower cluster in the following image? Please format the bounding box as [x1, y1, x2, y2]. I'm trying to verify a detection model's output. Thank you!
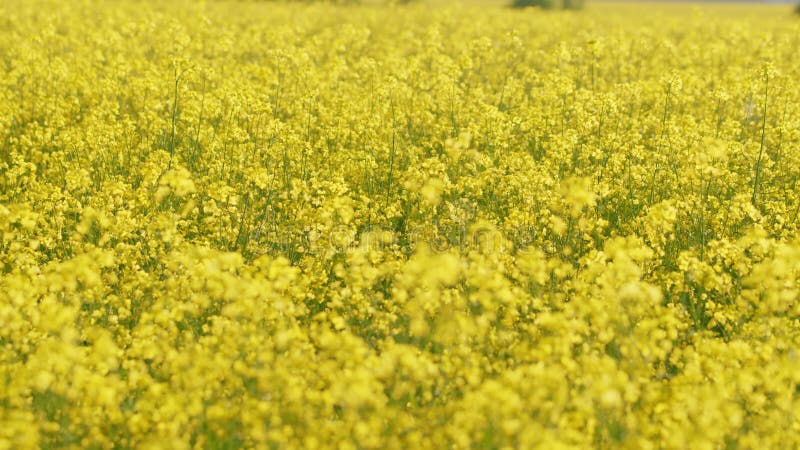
[1, 1, 799, 448]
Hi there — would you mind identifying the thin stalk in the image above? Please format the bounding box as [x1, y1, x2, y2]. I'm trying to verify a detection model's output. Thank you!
[752, 72, 769, 205]
[385, 97, 397, 209]
[168, 67, 182, 167]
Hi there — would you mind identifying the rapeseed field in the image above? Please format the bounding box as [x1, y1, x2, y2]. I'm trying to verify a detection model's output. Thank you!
[1, 0, 799, 448]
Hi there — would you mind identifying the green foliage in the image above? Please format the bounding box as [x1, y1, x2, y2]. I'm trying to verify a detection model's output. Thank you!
[511, 0, 584, 10]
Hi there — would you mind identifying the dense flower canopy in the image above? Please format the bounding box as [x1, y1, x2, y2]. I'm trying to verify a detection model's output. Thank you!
[1, 1, 799, 448]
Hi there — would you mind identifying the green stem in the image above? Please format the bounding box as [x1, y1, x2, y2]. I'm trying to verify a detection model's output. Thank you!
[752, 72, 769, 205]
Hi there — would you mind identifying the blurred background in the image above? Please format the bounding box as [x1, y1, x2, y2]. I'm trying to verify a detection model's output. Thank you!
[229, 0, 800, 14]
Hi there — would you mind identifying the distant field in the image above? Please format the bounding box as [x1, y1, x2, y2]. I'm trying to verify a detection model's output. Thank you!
[442, 0, 797, 16]
[431, 0, 797, 8]
[1, 1, 799, 449]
